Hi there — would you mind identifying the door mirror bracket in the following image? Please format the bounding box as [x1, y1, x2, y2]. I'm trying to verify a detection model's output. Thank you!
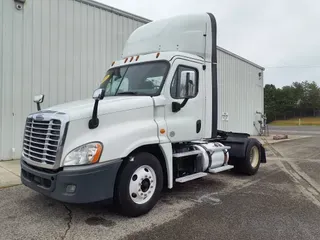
[172, 98, 189, 112]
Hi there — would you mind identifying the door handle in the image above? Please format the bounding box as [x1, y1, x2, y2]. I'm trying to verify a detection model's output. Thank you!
[196, 120, 201, 133]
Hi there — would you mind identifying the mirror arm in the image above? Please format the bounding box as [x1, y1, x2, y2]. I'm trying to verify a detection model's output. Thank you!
[88, 99, 100, 129]
[36, 102, 41, 111]
[33, 94, 45, 111]
[180, 98, 189, 108]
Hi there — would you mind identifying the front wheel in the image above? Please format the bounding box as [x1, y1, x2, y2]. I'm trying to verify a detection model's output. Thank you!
[114, 152, 163, 217]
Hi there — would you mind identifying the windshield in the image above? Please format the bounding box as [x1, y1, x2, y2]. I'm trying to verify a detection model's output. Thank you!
[99, 61, 170, 96]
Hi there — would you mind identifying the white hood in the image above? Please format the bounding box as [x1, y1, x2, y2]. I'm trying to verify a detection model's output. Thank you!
[45, 96, 154, 120]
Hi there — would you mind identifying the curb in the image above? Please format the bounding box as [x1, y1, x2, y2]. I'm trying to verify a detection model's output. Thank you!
[261, 136, 312, 147]
[0, 183, 22, 190]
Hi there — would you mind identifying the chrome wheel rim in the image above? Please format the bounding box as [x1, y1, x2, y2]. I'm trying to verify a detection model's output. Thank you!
[129, 165, 156, 204]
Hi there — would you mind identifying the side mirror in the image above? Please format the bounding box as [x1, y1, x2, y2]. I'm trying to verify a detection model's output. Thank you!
[171, 70, 197, 113]
[89, 88, 105, 129]
[178, 71, 197, 98]
[34, 94, 44, 103]
[92, 88, 105, 100]
[33, 94, 45, 111]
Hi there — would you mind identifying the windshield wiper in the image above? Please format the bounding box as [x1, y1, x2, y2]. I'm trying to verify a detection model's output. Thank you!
[116, 91, 139, 95]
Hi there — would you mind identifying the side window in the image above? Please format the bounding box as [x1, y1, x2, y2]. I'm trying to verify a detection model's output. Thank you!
[170, 65, 199, 99]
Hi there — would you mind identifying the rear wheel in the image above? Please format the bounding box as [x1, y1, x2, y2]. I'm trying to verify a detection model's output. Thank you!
[114, 152, 163, 217]
[234, 139, 261, 175]
[249, 145, 260, 169]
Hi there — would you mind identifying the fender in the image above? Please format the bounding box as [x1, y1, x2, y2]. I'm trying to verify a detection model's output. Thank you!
[218, 134, 267, 164]
[159, 143, 173, 189]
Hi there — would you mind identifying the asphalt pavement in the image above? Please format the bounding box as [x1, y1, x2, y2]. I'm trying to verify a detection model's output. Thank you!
[1, 134, 320, 240]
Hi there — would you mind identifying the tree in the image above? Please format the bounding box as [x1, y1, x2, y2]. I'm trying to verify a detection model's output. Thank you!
[264, 84, 278, 121]
[264, 80, 320, 121]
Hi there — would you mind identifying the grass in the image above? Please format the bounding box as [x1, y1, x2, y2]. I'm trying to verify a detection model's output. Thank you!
[270, 117, 320, 126]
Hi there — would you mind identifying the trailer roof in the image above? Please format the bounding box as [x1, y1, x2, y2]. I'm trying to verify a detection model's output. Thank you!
[217, 46, 265, 71]
[76, 0, 264, 71]
[75, 0, 151, 23]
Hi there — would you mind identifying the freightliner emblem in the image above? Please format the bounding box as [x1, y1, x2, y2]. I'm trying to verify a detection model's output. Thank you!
[35, 114, 44, 120]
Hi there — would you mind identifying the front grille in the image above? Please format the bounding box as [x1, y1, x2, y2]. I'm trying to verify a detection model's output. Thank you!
[23, 117, 62, 165]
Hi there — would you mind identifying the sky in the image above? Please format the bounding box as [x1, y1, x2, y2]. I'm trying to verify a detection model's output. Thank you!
[98, 0, 320, 88]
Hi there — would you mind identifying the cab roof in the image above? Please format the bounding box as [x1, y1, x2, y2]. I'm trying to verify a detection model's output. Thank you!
[121, 13, 214, 63]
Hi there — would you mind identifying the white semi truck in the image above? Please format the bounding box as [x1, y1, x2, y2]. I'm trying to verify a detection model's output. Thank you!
[20, 12, 267, 217]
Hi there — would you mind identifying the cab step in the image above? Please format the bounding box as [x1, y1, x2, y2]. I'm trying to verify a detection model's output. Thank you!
[173, 150, 202, 158]
[175, 172, 208, 183]
[208, 165, 234, 173]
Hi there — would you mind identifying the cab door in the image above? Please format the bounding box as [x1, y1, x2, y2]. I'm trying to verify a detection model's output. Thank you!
[163, 58, 205, 142]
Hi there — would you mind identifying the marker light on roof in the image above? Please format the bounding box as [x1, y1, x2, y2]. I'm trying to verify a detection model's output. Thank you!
[130, 56, 134, 62]
[111, 61, 115, 66]
[136, 56, 140, 61]
[124, 58, 128, 63]
[156, 52, 160, 58]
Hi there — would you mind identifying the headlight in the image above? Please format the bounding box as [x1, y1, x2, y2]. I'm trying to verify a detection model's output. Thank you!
[63, 142, 103, 166]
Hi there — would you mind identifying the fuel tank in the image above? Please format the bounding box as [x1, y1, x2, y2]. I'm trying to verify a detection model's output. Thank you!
[191, 142, 230, 171]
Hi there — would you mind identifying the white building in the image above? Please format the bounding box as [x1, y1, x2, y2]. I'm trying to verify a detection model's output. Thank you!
[0, 0, 264, 160]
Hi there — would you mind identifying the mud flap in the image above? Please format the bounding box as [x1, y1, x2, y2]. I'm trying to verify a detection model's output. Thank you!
[260, 144, 267, 163]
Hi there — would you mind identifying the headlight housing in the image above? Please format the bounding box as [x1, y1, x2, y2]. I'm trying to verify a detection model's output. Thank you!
[63, 142, 103, 166]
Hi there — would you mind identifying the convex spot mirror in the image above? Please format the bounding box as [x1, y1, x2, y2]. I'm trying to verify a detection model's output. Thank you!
[34, 94, 44, 103]
[178, 71, 197, 98]
[92, 88, 105, 100]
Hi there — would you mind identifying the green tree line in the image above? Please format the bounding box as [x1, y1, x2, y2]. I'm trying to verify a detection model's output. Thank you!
[264, 81, 320, 123]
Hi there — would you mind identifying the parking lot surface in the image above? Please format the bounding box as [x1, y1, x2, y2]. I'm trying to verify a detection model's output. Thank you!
[269, 125, 320, 135]
[1, 136, 320, 240]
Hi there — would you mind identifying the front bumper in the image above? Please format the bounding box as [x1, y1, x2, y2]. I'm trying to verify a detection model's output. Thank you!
[20, 157, 122, 204]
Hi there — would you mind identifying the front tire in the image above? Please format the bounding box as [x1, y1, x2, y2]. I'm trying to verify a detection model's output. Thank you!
[114, 152, 163, 217]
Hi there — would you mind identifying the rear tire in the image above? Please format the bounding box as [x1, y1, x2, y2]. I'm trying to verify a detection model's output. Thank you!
[234, 139, 261, 175]
[114, 152, 163, 217]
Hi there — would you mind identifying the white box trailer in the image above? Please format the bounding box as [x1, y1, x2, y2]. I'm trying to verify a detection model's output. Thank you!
[216, 47, 264, 135]
[0, 0, 264, 162]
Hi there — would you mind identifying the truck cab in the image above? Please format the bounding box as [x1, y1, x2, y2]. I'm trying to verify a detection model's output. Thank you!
[20, 12, 266, 217]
